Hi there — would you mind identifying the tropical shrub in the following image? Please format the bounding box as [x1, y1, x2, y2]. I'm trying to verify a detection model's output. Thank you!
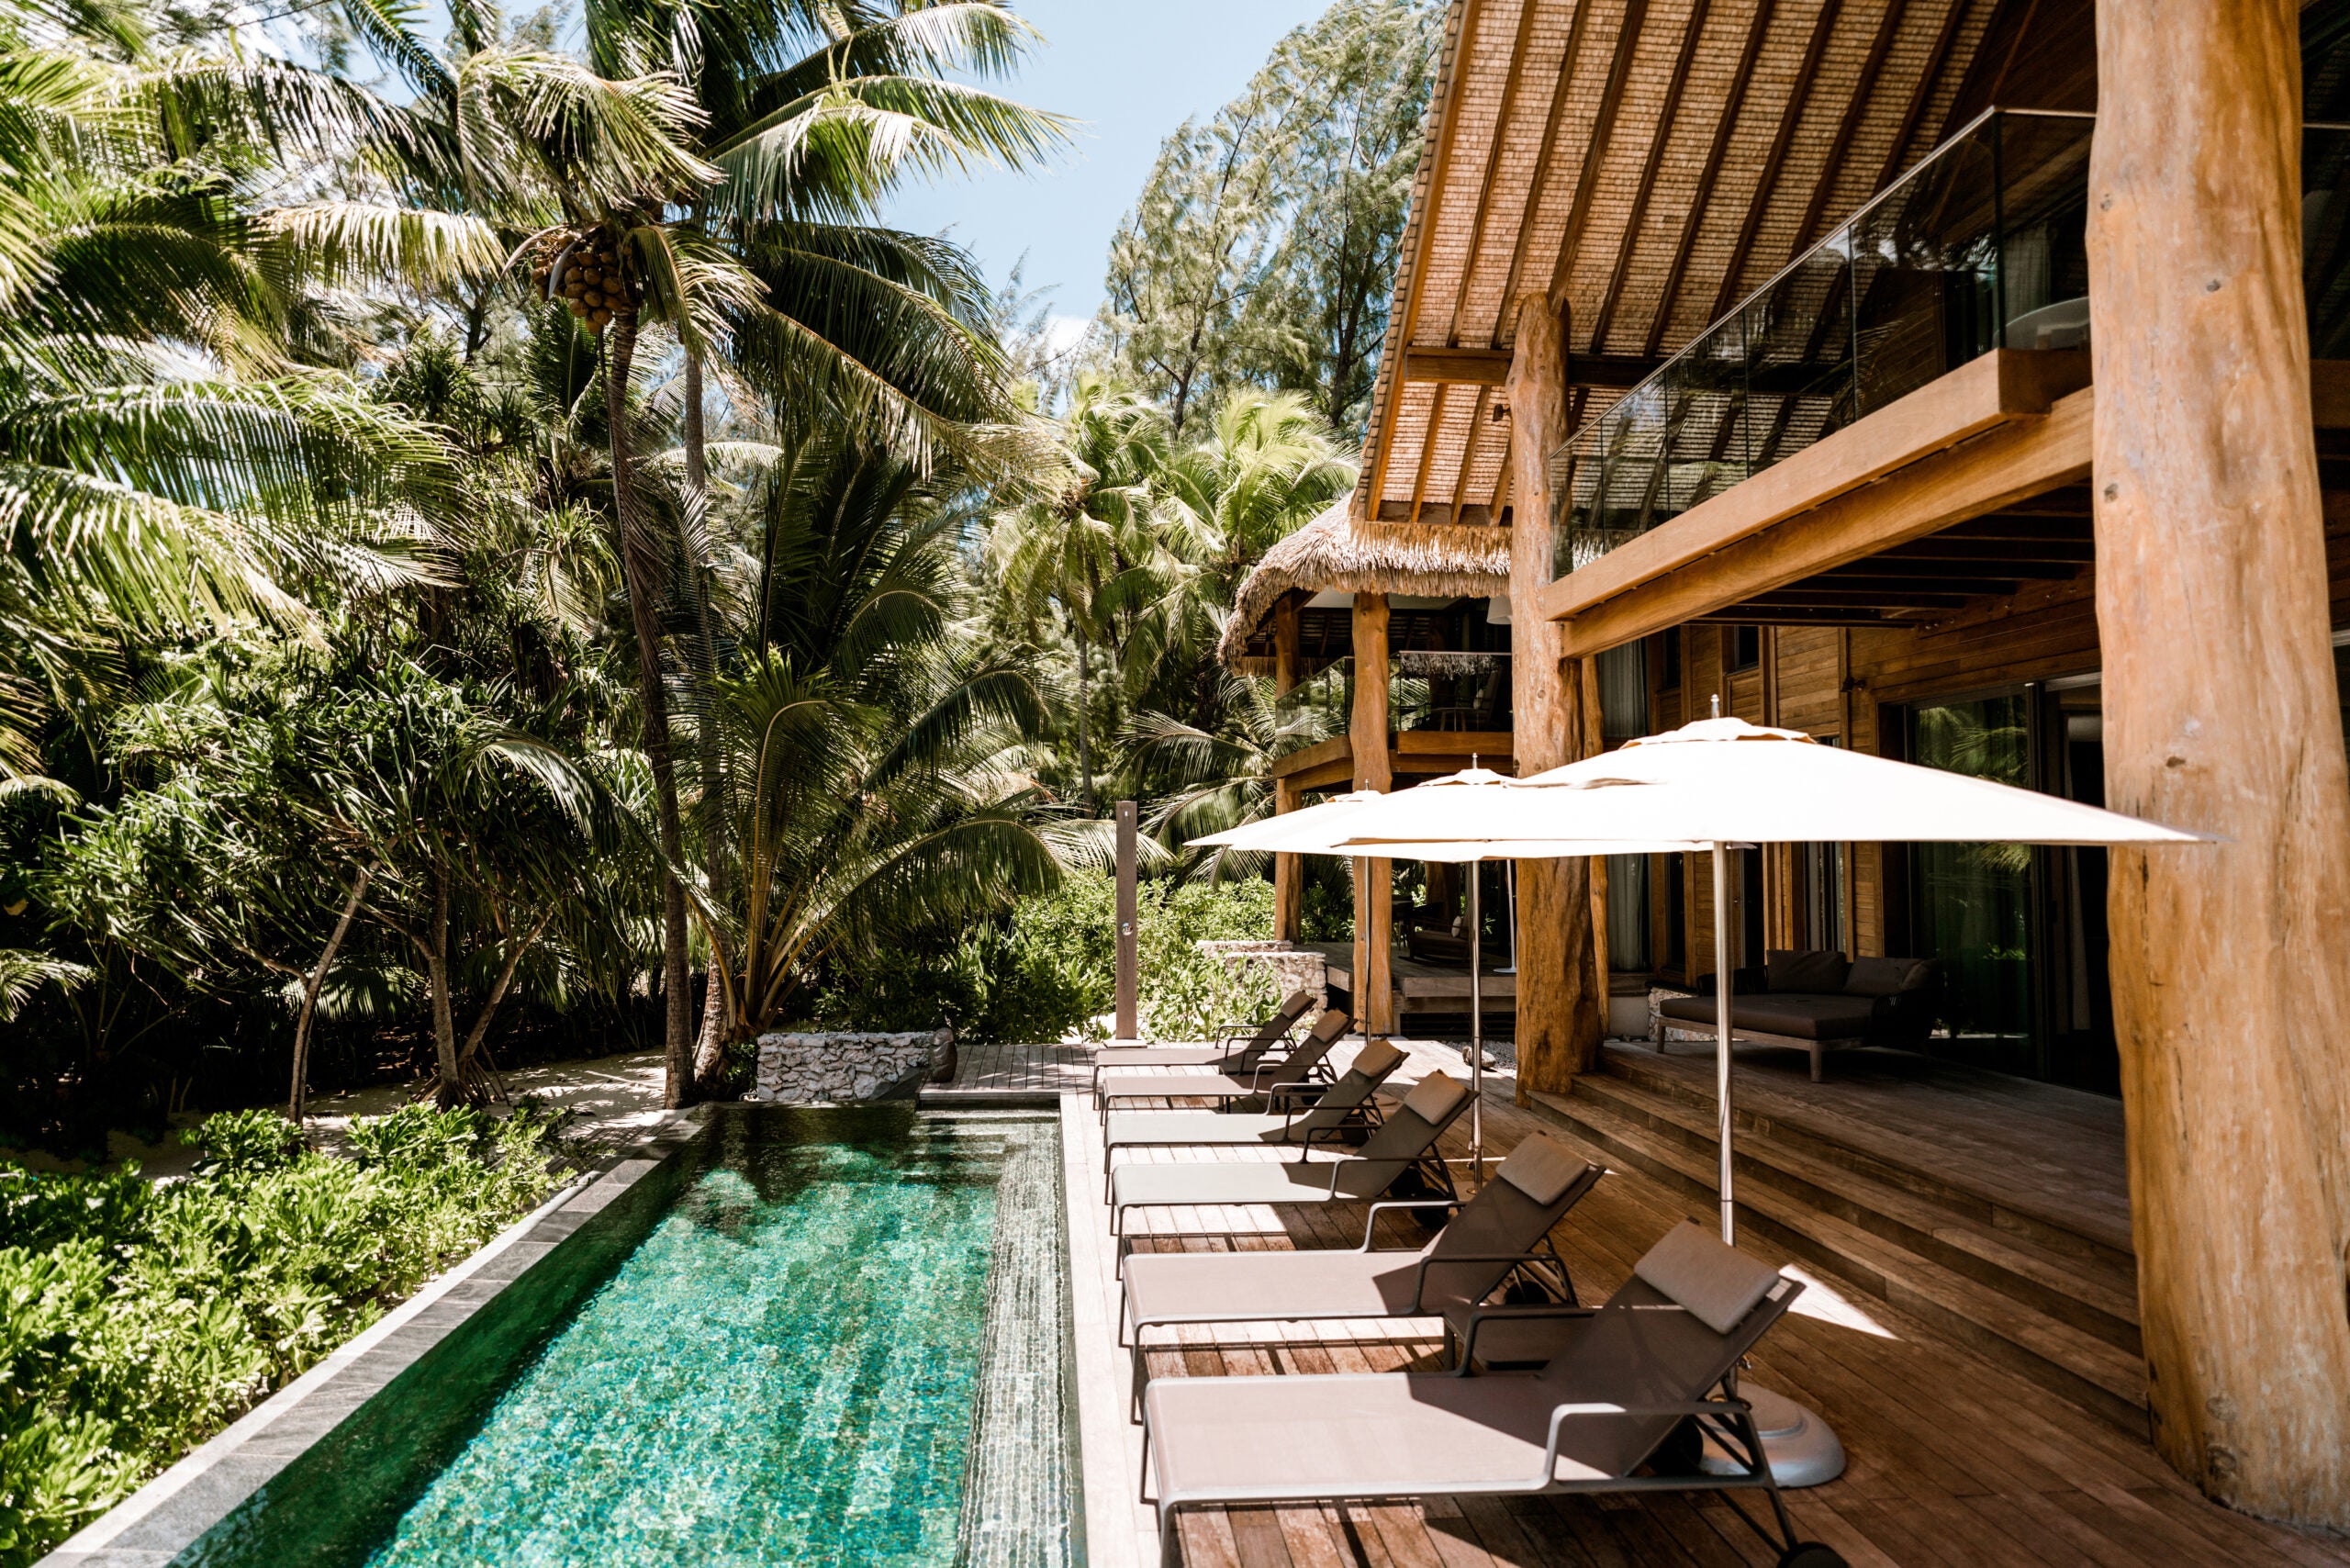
[0, 1108, 565, 1565]
[981, 869, 1281, 1043]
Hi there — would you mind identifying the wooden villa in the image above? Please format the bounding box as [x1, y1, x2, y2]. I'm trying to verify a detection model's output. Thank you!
[1216, 0, 2350, 1538]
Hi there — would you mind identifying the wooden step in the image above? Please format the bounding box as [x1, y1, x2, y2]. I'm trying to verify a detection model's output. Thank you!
[1568, 1070, 2143, 1355]
[1524, 1086, 2153, 1436]
[1601, 1046, 2136, 1274]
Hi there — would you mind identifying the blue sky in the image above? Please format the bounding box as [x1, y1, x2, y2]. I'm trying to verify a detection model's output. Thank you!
[883, 1, 1333, 333]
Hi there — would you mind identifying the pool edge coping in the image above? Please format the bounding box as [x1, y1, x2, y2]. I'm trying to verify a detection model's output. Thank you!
[36, 1107, 713, 1568]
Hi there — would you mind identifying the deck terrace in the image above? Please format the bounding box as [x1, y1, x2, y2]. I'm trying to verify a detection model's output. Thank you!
[1064, 1040, 2350, 1568]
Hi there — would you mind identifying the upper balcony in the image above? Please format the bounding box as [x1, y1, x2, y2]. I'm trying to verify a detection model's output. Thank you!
[1548, 108, 2350, 581]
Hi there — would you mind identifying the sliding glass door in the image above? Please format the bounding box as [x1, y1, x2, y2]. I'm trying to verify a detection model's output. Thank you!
[1904, 692, 2039, 1075]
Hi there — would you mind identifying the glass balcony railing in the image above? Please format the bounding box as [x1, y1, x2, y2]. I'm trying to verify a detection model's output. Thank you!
[1553, 109, 2350, 579]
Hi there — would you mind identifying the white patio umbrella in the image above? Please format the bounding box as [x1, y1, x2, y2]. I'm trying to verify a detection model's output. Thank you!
[1192, 772, 1697, 1180]
[1333, 714, 2210, 1486]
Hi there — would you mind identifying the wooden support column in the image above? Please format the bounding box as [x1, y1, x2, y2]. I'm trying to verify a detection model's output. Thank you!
[2089, 0, 2350, 1524]
[1271, 595, 1305, 943]
[1350, 591, 1394, 1036]
[1505, 294, 1606, 1095]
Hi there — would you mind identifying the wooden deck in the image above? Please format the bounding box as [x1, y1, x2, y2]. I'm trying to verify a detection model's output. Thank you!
[1609, 1040, 2133, 1256]
[919, 1038, 1089, 1106]
[1060, 1041, 2350, 1568]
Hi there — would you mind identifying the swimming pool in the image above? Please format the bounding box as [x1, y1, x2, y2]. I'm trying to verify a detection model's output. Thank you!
[173, 1107, 1077, 1568]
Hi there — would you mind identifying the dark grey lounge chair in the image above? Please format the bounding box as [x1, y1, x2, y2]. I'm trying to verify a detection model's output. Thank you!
[1108, 1071, 1474, 1254]
[1102, 1038, 1407, 1176]
[1118, 1134, 1603, 1404]
[1088, 988, 1315, 1091]
[1095, 1007, 1349, 1120]
[1140, 1220, 1845, 1568]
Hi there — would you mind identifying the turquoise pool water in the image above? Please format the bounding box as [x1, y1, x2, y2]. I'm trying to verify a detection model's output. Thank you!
[181, 1109, 1074, 1568]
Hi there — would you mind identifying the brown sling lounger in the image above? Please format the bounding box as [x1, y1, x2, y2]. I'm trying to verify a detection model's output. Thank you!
[1118, 1134, 1603, 1405]
[1094, 1007, 1349, 1120]
[1086, 988, 1315, 1090]
[1107, 1071, 1474, 1254]
[1139, 1219, 1845, 1568]
[1100, 1037, 1408, 1185]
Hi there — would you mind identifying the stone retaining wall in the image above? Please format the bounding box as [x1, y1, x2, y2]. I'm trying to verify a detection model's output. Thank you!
[750, 1029, 953, 1103]
[1197, 939, 1327, 1013]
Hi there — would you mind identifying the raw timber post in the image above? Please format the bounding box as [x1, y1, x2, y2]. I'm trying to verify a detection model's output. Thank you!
[1272, 593, 1305, 943]
[2089, 0, 2350, 1523]
[1506, 294, 1607, 1097]
[1114, 801, 1139, 1043]
[1350, 590, 1395, 1037]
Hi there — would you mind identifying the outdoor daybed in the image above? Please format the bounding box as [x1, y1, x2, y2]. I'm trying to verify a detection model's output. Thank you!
[1651, 949, 1939, 1081]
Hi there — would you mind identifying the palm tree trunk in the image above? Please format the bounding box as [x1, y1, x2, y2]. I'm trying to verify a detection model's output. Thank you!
[683, 346, 733, 1092]
[1075, 628, 1093, 810]
[426, 864, 461, 1103]
[606, 308, 695, 1108]
[289, 866, 370, 1123]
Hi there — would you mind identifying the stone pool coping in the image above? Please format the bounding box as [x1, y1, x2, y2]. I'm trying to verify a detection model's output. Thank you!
[38, 1108, 711, 1568]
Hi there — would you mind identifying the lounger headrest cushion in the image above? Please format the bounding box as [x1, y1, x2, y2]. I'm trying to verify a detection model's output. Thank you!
[1399, 1072, 1468, 1125]
[1350, 1038, 1405, 1079]
[1633, 1221, 1784, 1336]
[1495, 1135, 1587, 1206]
[1307, 1008, 1350, 1040]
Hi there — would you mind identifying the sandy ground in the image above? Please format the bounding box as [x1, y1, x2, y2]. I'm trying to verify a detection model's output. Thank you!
[306, 1048, 673, 1159]
[10, 1049, 675, 1180]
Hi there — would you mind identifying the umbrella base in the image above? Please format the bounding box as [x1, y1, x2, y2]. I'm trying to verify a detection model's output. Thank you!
[1699, 1386, 1846, 1488]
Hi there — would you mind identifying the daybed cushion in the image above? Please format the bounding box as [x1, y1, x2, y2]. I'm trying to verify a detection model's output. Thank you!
[1656, 991, 1878, 1040]
[1843, 956, 1933, 997]
[1765, 948, 1852, 994]
[1494, 1133, 1584, 1206]
[1632, 1220, 1784, 1335]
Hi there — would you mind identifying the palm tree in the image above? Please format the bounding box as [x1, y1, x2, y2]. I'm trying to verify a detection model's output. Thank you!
[1125, 671, 1337, 882]
[988, 375, 1174, 807]
[1136, 388, 1352, 725]
[690, 435, 1064, 1065]
[0, 0, 482, 774]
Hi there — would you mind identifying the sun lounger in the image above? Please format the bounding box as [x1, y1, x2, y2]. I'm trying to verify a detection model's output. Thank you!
[1087, 988, 1314, 1090]
[1140, 1219, 1844, 1568]
[1102, 1038, 1407, 1174]
[1108, 1072, 1474, 1254]
[1094, 1007, 1349, 1119]
[1118, 1134, 1602, 1403]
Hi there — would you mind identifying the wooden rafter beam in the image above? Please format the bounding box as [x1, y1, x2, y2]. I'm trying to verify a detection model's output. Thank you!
[1874, 0, 1970, 193]
[1546, 0, 1653, 308]
[1790, 0, 1909, 252]
[1704, 0, 1844, 326]
[1589, 0, 1713, 348]
[1645, 0, 1778, 357]
[1401, 346, 1666, 386]
[1444, 0, 1547, 342]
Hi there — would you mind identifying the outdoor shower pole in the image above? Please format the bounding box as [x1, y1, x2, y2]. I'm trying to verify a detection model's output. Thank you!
[1114, 801, 1138, 1042]
[1469, 861, 1483, 1185]
[1713, 841, 1735, 1244]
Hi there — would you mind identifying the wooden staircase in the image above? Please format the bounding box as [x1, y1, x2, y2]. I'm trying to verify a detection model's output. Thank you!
[1524, 1047, 2151, 1435]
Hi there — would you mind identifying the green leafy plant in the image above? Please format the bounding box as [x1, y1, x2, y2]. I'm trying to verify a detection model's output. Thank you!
[0, 1107, 565, 1565]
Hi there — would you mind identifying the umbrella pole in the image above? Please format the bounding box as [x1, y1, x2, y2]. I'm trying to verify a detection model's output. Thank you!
[1469, 861, 1483, 1185]
[1713, 842, 1734, 1244]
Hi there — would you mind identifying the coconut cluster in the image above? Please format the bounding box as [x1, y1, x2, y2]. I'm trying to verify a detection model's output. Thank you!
[531, 232, 641, 334]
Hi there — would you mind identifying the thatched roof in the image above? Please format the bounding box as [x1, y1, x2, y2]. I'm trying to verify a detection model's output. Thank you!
[1355, 0, 2021, 528]
[1218, 499, 1511, 668]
